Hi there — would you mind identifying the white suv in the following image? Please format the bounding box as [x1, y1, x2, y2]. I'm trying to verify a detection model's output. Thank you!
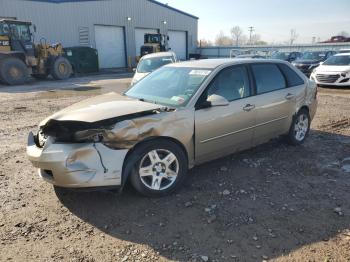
[310, 53, 350, 87]
[131, 52, 177, 85]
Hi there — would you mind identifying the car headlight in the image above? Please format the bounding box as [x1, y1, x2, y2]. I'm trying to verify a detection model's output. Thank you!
[341, 71, 350, 77]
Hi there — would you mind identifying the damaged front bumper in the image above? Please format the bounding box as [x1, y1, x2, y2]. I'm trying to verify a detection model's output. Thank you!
[26, 132, 129, 188]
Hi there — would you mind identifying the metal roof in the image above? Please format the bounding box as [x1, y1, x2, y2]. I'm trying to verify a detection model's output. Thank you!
[25, 0, 199, 19]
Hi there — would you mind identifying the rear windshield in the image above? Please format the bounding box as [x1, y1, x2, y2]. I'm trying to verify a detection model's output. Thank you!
[137, 56, 174, 73]
[299, 52, 324, 60]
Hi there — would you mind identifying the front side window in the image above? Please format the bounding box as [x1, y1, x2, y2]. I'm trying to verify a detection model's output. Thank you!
[126, 67, 211, 107]
[206, 66, 250, 101]
[251, 64, 286, 94]
[137, 56, 174, 73]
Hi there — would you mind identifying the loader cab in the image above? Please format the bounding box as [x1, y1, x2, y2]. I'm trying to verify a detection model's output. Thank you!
[0, 19, 34, 55]
[140, 33, 169, 57]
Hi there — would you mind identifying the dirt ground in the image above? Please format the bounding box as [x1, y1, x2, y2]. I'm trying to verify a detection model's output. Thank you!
[0, 76, 349, 262]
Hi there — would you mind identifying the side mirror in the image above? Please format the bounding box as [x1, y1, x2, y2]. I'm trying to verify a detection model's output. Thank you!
[132, 68, 136, 72]
[207, 94, 229, 107]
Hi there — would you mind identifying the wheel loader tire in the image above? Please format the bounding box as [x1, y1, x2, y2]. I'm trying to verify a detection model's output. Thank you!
[50, 57, 72, 80]
[0, 57, 28, 85]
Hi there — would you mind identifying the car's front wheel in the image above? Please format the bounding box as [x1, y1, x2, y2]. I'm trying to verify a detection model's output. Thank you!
[129, 140, 188, 197]
[287, 108, 311, 145]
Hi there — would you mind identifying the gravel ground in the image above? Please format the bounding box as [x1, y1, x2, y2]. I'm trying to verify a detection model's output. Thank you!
[0, 76, 349, 262]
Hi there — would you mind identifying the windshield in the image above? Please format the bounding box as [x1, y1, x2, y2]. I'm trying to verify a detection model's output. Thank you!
[299, 52, 324, 60]
[1, 23, 31, 41]
[137, 56, 174, 73]
[323, 55, 350, 66]
[126, 67, 212, 107]
[271, 52, 289, 59]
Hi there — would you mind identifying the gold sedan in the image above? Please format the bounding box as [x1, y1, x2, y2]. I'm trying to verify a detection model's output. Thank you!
[27, 59, 317, 196]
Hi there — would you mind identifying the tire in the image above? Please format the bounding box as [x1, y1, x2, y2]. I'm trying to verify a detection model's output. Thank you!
[287, 109, 311, 145]
[0, 57, 28, 85]
[129, 139, 188, 197]
[50, 56, 72, 80]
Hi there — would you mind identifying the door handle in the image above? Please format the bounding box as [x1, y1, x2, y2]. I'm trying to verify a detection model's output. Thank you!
[285, 93, 295, 100]
[243, 104, 255, 112]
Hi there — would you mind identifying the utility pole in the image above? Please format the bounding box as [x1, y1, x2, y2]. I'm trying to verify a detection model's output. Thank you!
[248, 26, 254, 45]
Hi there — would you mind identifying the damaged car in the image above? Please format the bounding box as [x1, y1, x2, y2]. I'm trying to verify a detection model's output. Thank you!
[27, 59, 317, 196]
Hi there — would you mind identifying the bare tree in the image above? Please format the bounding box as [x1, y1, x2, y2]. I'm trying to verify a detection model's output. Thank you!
[230, 26, 243, 46]
[199, 38, 213, 47]
[290, 29, 298, 45]
[215, 31, 233, 46]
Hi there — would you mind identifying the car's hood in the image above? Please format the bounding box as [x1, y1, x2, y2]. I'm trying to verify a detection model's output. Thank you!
[294, 59, 323, 65]
[132, 72, 150, 83]
[314, 65, 350, 73]
[40, 92, 162, 125]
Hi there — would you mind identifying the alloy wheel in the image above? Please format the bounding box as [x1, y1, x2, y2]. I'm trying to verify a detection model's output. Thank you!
[138, 149, 179, 191]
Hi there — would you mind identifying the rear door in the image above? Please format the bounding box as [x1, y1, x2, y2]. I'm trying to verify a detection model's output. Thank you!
[250, 63, 305, 145]
[194, 65, 256, 164]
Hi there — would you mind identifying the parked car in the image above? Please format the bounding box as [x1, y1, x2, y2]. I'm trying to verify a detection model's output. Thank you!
[27, 59, 317, 197]
[270, 52, 302, 62]
[292, 51, 336, 76]
[234, 54, 266, 59]
[310, 53, 350, 87]
[131, 52, 176, 85]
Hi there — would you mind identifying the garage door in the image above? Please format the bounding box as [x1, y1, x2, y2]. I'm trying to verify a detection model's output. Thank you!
[168, 30, 187, 61]
[94, 25, 126, 68]
[135, 28, 158, 57]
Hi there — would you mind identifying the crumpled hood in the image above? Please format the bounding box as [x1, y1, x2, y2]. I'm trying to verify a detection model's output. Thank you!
[40, 92, 162, 125]
[315, 65, 350, 73]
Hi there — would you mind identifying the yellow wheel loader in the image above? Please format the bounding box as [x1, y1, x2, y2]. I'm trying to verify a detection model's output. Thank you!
[140, 33, 169, 58]
[0, 19, 72, 85]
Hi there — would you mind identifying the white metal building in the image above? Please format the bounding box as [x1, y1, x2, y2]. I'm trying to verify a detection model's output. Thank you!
[0, 0, 198, 68]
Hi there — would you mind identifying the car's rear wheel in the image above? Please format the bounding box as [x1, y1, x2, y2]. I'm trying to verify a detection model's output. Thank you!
[129, 140, 187, 197]
[287, 109, 310, 145]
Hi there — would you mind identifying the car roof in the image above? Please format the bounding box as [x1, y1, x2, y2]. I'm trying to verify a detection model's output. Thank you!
[166, 58, 286, 69]
[141, 52, 175, 59]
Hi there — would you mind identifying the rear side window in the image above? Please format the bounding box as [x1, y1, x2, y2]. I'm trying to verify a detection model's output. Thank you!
[251, 64, 286, 94]
[278, 63, 304, 87]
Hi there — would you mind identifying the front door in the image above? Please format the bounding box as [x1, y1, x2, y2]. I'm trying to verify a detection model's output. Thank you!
[194, 65, 256, 164]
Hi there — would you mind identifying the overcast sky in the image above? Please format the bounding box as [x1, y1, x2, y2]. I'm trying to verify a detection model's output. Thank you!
[157, 0, 350, 44]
